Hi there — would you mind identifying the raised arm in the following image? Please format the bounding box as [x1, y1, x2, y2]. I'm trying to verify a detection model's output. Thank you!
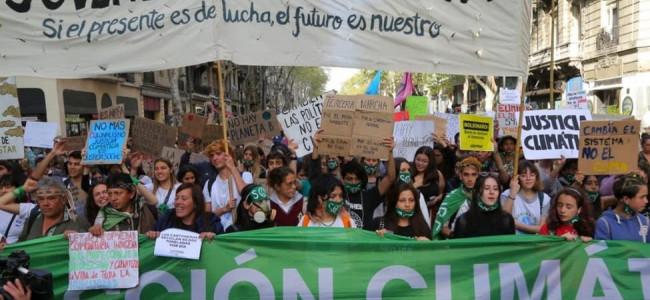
[377, 136, 395, 196]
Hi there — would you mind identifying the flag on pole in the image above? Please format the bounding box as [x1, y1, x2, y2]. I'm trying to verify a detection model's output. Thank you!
[394, 72, 413, 108]
[365, 70, 382, 95]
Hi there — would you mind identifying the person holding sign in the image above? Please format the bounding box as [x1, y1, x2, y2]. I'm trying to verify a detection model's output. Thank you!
[89, 173, 159, 236]
[146, 183, 222, 241]
[595, 175, 649, 243]
[226, 184, 276, 233]
[539, 188, 595, 242]
[361, 158, 382, 191]
[268, 166, 304, 226]
[144, 158, 182, 214]
[0, 177, 90, 242]
[411, 146, 445, 220]
[543, 157, 579, 199]
[374, 183, 431, 240]
[452, 174, 515, 239]
[501, 160, 551, 235]
[299, 175, 354, 228]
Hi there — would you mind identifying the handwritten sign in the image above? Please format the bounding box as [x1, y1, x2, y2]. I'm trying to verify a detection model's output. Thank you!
[83, 119, 129, 165]
[393, 121, 434, 159]
[0, 77, 24, 160]
[131, 117, 177, 158]
[351, 137, 390, 158]
[566, 91, 588, 110]
[415, 115, 446, 139]
[433, 112, 459, 143]
[178, 114, 207, 151]
[161, 146, 184, 174]
[62, 136, 87, 152]
[496, 104, 531, 137]
[69, 185, 88, 218]
[68, 231, 139, 290]
[320, 136, 351, 157]
[405, 96, 428, 120]
[154, 228, 202, 260]
[352, 111, 394, 138]
[521, 110, 592, 160]
[99, 104, 125, 120]
[200, 124, 224, 151]
[499, 89, 521, 105]
[459, 114, 493, 151]
[228, 111, 282, 146]
[579, 120, 640, 175]
[277, 95, 324, 157]
[24, 121, 58, 148]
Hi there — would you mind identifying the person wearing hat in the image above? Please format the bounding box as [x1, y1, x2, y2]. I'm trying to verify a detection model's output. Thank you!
[226, 184, 276, 232]
[498, 135, 517, 178]
[432, 156, 481, 239]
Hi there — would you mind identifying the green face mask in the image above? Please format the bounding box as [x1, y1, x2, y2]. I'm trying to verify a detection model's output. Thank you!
[364, 164, 379, 175]
[324, 199, 344, 216]
[344, 182, 362, 194]
[395, 207, 414, 218]
[477, 199, 500, 211]
[243, 159, 254, 167]
[586, 191, 599, 203]
[398, 172, 411, 184]
[565, 174, 575, 182]
[327, 160, 339, 170]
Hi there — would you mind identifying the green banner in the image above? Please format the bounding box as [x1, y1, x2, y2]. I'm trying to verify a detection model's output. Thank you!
[4, 228, 650, 299]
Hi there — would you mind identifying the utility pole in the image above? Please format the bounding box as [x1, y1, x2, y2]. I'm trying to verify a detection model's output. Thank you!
[549, 0, 556, 109]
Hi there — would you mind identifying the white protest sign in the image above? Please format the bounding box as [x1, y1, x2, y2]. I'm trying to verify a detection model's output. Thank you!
[23, 121, 58, 148]
[433, 112, 459, 143]
[497, 104, 531, 137]
[566, 91, 589, 109]
[154, 228, 202, 260]
[68, 231, 139, 290]
[0, 77, 24, 159]
[393, 121, 434, 159]
[277, 94, 324, 157]
[521, 109, 592, 160]
[499, 89, 521, 105]
[0, 1, 532, 78]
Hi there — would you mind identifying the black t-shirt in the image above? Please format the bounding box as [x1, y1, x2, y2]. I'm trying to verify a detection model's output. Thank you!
[347, 187, 383, 230]
[371, 217, 416, 238]
[452, 211, 515, 239]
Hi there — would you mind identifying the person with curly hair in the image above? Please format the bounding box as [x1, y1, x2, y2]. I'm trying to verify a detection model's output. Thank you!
[539, 188, 595, 242]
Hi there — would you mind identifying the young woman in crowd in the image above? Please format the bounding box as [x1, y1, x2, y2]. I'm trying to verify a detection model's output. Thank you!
[146, 183, 222, 241]
[299, 175, 354, 228]
[240, 145, 266, 181]
[595, 175, 649, 242]
[411, 146, 445, 219]
[226, 184, 276, 232]
[374, 183, 431, 240]
[146, 158, 182, 214]
[497, 136, 517, 178]
[85, 181, 109, 224]
[268, 166, 304, 226]
[361, 157, 382, 190]
[502, 160, 551, 235]
[539, 188, 595, 242]
[433, 141, 456, 184]
[573, 171, 604, 217]
[176, 164, 199, 185]
[452, 174, 515, 238]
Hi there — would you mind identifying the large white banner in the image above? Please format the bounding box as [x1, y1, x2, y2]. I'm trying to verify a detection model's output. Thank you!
[0, 77, 24, 159]
[521, 110, 592, 160]
[0, 0, 532, 78]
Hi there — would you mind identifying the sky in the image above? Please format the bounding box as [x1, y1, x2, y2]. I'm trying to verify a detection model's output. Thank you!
[325, 67, 359, 92]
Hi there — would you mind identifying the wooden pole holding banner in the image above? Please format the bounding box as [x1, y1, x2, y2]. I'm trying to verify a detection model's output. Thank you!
[217, 61, 236, 222]
[512, 80, 528, 175]
[549, 0, 556, 109]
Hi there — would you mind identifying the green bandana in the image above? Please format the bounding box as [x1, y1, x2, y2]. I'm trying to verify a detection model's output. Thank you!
[395, 208, 414, 218]
[398, 172, 411, 184]
[586, 191, 599, 203]
[623, 202, 635, 215]
[432, 188, 472, 240]
[364, 164, 379, 175]
[344, 182, 362, 194]
[477, 199, 499, 211]
[246, 186, 268, 204]
[243, 159, 254, 167]
[325, 199, 344, 216]
[565, 174, 575, 183]
[568, 214, 580, 224]
[327, 160, 339, 170]
[158, 203, 169, 214]
[100, 206, 134, 231]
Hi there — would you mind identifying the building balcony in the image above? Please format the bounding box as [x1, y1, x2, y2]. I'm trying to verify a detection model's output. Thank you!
[529, 41, 582, 70]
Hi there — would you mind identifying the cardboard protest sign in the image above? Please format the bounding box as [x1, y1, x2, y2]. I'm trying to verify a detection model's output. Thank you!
[83, 119, 129, 165]
[405, 96, 428, 120]
[350, 137, 390, 158]
[0, 77, 24, 159]
[579, 120, 640, 175]
[521, 110, 592, 160]
[99, 104, 125, 120]
[459, 114, 493, 151]
[415, 115, 446, 138]
[178, 114, 207, 151]
[24, 121, 58, 148]
[352, 111, 394, 138]
[321, 95, 356, 134]
[200, 124, 224, 150]
[277, 95, 324, 157]
[62, 136, 87, 152]
[131, 117, 177, 158]
[496, 104, 531, 137]
[393, 121, 434, 159]
[161, 146, 184, 174]
[394, 111, 410, 122]
[433, 112, 459, 143]
[499, 89, 520, 105]
[68, 185, 88, 218]
[68, 231, 139, 290]
[154, 228, 202, 260]
[227, 111, 282, 146]
[566, 91, 588, 110]
[320, 136, 351, 157]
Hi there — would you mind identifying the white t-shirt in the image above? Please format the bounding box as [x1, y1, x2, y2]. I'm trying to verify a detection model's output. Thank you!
[145, 182, 182, 209]
[501, 189, 551, 235]
[0, 203, 38, 244]
[297, 214, 357, 228]
[203, 172, 254, 229]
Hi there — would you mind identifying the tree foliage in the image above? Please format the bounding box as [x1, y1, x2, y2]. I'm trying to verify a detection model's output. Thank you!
[340, 70, 461, 98]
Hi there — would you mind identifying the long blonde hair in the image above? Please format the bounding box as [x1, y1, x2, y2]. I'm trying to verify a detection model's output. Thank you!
[152, 158, 177, 194]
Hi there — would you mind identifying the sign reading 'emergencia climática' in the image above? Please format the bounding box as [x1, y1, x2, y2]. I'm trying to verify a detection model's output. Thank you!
[0, 1, 531, 78]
